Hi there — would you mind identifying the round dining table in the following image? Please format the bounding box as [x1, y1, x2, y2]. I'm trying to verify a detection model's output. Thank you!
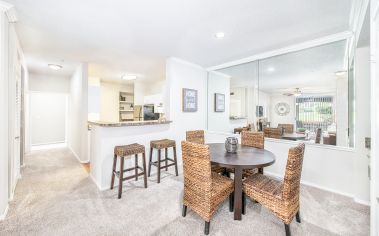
[208, 143, 276, 220]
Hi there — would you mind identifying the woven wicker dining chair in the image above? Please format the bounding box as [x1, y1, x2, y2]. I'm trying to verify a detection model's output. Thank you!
[263, 127, 282, 139]
[241, 131, 264, 177]
[315, 128, 322, 144]
[278, 124, 294, 133]
[186, 130, 205, 144]
[185, 130, 226, 175]
[242, 143, 305, 236]
[181, 141, 234, 235]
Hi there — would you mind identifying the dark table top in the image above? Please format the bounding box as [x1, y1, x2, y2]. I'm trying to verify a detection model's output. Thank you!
[281, 133, 306, 140]
[208, 143, 276, 169]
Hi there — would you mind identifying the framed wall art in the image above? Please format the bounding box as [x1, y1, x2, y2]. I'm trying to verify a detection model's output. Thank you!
[182, 88, 198, 112]
[214, 93, 225, 112]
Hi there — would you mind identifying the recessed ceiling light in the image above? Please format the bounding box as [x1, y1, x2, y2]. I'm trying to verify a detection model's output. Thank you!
[48, 64, 63, 70]
[121, 74, 137, 80]
[335, 70, 347, 76]
[267, 67, 275, 72]
[215, 32, 225, 39]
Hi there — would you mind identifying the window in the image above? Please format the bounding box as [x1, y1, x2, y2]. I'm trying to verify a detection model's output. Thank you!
[296, 96, 334, 132]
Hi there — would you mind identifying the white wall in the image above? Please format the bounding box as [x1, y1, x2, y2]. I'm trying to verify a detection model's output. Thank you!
[0, 6, 27, 219]
[99, 81, 133, 122]
[336, 76, 349, 146]
[30, 93, 67, 145]
[353, 46, 371, 203]
[269, 95, 295, 127]
[166, 58, 208, 138]
[28, 73, 70, 93]
[68, 63, 89, 163]
[134, 79, 165, 115]
[28, 73, 70, 147]
[88, 77, 101, 121]
[257, 90, 271, 120]
[208, 71, 231, 133]
[0, 8, 9, 220]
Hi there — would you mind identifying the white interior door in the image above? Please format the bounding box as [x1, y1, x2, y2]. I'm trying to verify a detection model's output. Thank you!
[30, 92, 67, 145]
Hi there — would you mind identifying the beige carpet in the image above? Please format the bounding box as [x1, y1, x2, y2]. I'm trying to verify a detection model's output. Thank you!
[0, 148, 369, 236]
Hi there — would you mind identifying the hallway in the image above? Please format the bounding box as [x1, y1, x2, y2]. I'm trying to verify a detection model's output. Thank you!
[0, 148, 370, 235]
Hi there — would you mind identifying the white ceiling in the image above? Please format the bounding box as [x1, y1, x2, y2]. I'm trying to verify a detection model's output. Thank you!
[219, 40, 347, 94]
[7, 0, 352, 81]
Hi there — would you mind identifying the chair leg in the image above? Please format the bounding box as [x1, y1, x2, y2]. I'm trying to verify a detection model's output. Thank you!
[285, 224, 291, 236]
[296, 210, 301, 223]
[229, 192, 234, 212]
[118, 156, 125, 199]
[226, 171, 230, 178]
[165, 148, 168, 171]
[134, 154, 138, 181]
[157, 149, 161, 183]
[142, 152, 148, 188]
[258, 167, 264, 174]
[148, 147, 153, 177]
[182, 205, 187, 217]
[242, 192, 246, 215]
[173, 146, 179, 176]
[110, 154, 117, 190]
[204, 221, 210, 235]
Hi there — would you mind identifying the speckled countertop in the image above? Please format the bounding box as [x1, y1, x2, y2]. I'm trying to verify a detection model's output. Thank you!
[88, 120, 172, 127]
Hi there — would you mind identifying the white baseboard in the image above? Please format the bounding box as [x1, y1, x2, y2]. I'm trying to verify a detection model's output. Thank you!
[68, 146, 89, 164]
[0, 204, 9, 220]
[89, 173, 108, 191]
[354, 198, 370, 206]
[264, 171, 368, 205]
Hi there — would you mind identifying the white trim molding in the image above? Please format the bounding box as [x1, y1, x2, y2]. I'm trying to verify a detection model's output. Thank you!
[0, 204, 8, 220]
[207, 31, 353, 71]
[265, 171, 369, 206]
[69, 146, 89, 164]
[0, 1, 17, 22]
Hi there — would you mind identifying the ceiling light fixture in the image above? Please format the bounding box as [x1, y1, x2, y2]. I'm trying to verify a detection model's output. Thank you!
[215, 32, 225, 39]
[335, 70, 347, 76]
[48, 64, 63, 70]
[121, 74, 137, 80]
[267, 67, 275, 72]
[293, 88, 302, 97]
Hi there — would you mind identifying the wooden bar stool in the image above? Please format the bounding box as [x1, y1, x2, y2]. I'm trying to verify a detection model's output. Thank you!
[111, 143, 148, 199]
[148, 139, 178, 183]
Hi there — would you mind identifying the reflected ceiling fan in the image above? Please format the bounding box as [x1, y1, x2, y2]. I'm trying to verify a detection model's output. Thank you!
[283, 88, 302, 97]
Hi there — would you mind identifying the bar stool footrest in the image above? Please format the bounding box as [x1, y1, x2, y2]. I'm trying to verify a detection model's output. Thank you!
[114, 166, 144, 176]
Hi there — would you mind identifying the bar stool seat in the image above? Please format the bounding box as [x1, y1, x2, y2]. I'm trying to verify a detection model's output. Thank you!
[148, 139, 178, 183]
[111, 143, 147, 199]
[114, 143, 145, 156]
[150, 139, 176, 149]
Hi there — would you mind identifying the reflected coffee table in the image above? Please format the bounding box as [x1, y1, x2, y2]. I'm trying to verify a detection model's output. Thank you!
[208, 143, 276, 220]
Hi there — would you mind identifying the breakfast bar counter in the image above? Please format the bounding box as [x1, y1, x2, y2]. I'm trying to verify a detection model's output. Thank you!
[88, 120, 172, 127]
[89, 120, 173, 190]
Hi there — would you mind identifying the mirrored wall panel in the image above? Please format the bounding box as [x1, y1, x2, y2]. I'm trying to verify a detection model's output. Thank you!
[207, 61, 258, 134]
[207, 39, 353, 147]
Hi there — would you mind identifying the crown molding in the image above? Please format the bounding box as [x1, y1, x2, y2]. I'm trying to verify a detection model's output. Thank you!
[207, 31, 353, 71]
[0, 1, 17, 23]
